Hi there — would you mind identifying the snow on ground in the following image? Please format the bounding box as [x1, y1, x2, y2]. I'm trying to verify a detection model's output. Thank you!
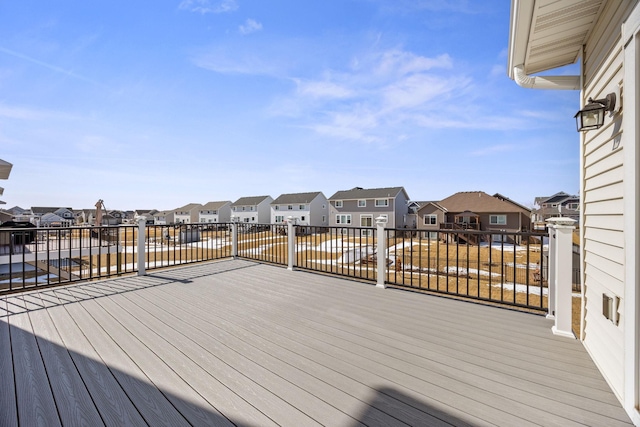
[492, 283, 548, 296]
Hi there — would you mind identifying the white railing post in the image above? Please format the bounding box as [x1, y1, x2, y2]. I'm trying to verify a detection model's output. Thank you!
[287, 216, 296, 271]
[546, 227, 556, 319]
[231, 217, 238, 258]
[547, 217, 577, 338]
[376, 216, 388, 288]
[137, 217, 146, 276]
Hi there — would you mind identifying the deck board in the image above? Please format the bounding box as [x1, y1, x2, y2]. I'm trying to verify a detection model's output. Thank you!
[0, 259, 634, 426]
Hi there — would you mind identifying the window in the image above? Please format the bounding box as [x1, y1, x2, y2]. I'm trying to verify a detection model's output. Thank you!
[242, 207, 245, 211]
[336, 214, 351, 224]
[358, 200, 366, 207]
[301, 216, 306, 221]
[322, 215, 326, 223]
[360, 215, 373, 227]
[288, 205, 293, 210]
[490, 215, 507, 225]
[375, 199, 389, 207]
[335, 200, 343, 208]
[299, 204, 306, 210]
[423, 214, 437, 225]
[275, 215, 285, 223]
[233, 207, 237, 211]
[275, 206, 279, 210]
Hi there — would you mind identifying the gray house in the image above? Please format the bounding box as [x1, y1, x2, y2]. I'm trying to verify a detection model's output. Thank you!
[328, 187, 411, 234]
[198, 201, 232, 224]
[173, 203, 203, 224]
[270, 192, 328, 227]
[231, 196, 273, 224]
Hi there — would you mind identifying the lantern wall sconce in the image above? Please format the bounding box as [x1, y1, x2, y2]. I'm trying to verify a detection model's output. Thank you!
[574, 92, 617, 132]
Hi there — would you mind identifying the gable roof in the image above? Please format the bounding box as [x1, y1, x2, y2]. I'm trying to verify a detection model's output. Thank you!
[271, 192, 324, 205]
[493, 193, 531, 212]
[174, 203, 202, 213]
[232, 196, 271, 206]
[438, 191, 530, 214]
[200, 201, 231, 211]
[416, 201, 448, 214]
[31, 207, 73, 215]
[329, 186, 408, 200]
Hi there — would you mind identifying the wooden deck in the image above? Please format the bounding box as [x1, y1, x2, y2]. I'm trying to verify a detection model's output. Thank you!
[0, 259, 633, 426]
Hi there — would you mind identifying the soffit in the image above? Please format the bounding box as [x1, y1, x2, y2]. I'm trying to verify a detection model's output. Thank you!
[509, 0, 605, 76]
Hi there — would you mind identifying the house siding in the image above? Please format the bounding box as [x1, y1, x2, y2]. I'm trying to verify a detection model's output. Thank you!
[580, 0, 637, 402]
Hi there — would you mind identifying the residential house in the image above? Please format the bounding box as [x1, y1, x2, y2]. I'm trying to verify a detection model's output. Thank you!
[153, 210, 173, 225]
[415, 201, 448, 239]
[270, 192, 328, 227]
[31, 207, 75, 227]
[108, 210, 126, 224]
[328, 187, 410, 234]
[173, 203, 202, 224]
[532, 192, 580, 228]
[508, 1, 640, 422]
[198, 201, 232, 224]
[134, 210, 157, 225]
[231, 196, 273, 224]
[435, 191, 532, 243]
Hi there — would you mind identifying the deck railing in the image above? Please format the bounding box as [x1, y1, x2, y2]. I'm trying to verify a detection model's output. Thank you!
[0, 220, 554, 313]
[382, 228, 548, 311]
[0, 223, 232, 293]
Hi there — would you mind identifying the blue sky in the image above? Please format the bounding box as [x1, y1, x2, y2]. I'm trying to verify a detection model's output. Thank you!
[0, 0, 580, 211]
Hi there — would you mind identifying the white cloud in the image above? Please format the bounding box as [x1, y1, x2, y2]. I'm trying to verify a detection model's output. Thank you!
[294, 79, 354, 99]
[178, 0, 238, 14]
[239, 19, 263, 35]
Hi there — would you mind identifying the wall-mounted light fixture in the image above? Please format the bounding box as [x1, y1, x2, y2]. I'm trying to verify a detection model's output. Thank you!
[574, 93, 616, 132]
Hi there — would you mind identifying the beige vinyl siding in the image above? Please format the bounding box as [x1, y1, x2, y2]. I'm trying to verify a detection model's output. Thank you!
[581, 1, 632, 401]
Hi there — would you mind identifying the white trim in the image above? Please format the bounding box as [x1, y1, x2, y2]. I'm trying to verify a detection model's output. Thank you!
[374, 199, 389, 207]
[623, 5, 640, 421]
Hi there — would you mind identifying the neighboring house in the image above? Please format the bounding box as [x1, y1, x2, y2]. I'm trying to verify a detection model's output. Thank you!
[532, 192, 580, 228]
[134, 210, 157, 224]
[270, 192, 329, 227]
[231, 196, 273, 224]
[39, 212, 71, 227]
[415, 201, 448, 239]
[435, 191, 532, 243]
[30, 207, 74, 226]
[198, 201, 232, 224]
[108, 210, 126, 224]
[508, 1, 640, 422]
[153, 210, 173, 225]
[328, 187, 411, 235]
[173, 203, 202, 224]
